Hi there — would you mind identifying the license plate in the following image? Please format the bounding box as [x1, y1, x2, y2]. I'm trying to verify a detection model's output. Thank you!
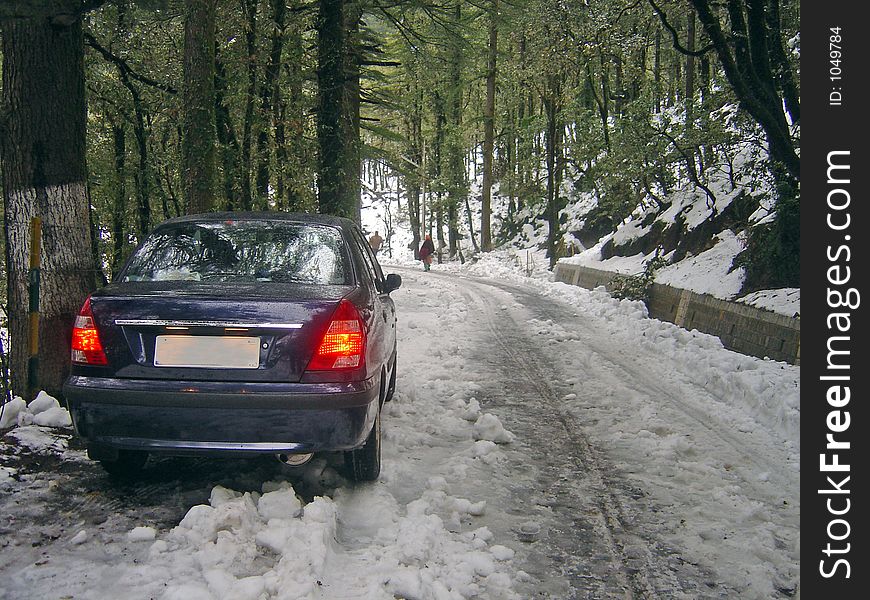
[154, 336, 260, 369]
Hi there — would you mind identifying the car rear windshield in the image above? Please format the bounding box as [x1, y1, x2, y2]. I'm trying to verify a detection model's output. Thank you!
[121, 220, 351, 285]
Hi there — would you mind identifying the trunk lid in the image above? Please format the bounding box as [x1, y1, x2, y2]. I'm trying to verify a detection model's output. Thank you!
[88, 281, 352, 383]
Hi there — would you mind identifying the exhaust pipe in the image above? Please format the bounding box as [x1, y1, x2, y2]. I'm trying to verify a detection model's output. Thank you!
[276, 452, 314, 467]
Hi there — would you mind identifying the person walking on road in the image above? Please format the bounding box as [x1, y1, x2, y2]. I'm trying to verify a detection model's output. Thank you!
[419, 234, 435, 271]
[368, 231, 384, 255]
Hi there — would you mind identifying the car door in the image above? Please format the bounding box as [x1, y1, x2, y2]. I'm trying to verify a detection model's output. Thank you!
[351, 227, 397, 372]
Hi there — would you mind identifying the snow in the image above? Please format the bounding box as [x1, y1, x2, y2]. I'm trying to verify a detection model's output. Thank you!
[1, 391, 72, 429]
[471, 413, 516, 444]
[1, 244, 799, 599]
[511, 114, 800, 319]
[741, 288, 801, 318]
[566, 229, 799, 317]
[0, 396, 25, 428]
[0, 160, 801, 598]
[127, 526, 158, 542]
[654, 229, 747, 298]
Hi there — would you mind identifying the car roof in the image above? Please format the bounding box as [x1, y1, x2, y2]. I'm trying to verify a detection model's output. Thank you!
[155, 211, 357, 230]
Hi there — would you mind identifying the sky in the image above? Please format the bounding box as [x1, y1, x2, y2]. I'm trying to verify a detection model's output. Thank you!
[0, 244, 800, 599]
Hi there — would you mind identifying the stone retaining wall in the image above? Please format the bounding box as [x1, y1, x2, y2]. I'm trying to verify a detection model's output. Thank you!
[553, 263, 800, 365]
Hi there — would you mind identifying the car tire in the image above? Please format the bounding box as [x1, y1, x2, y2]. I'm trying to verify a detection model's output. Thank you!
[345, 409, 381, 482]
[385, 354, 397, 403]
[98, 450, 148, 477]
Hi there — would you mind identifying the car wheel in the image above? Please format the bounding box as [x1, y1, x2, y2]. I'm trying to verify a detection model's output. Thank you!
[345, 409, 381, 482]
[98, 450, 148, 477]
[385, 354, 397, 403]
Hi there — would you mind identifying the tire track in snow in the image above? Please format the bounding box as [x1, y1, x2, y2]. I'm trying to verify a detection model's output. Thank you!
[452, 271, 796, 598]
[440, 273, 722, 599]
[479, 276, 799, 535]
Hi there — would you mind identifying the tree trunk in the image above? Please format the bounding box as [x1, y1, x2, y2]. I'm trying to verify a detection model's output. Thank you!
[1, 16, 98, 399]
[654, 27, 662, 112]
[156, 129, 182, 217]
[127, 82, 152, 236]
[543, 77, 561, 270]
[343, 0, 363, 223]
[613, 55, 624, 117]
[317, 0, 359, 221]
[684, 9, 698, 177]
[766, 0, 799, 124]
[182, 0, 216, 214]
[214, 44, 241, 210]
[405, 87, 423, 258]
[239, 0, 258, 210]
[587, 62, 610, 150]
[282, 13, 305, 211]
[684, 10, 696, 123]
[432, 92, 447, 259]
[255, 0, 286, 210]
[480, 0, 498, 252]
[515, 34, 529, 208]
[690, 0, 799, 180]
[111, 123, 127, 278]
[445, 2, 464, 258]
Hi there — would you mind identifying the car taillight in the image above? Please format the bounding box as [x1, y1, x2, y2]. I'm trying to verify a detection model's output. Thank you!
[71, 296, 108, 366]
[306, 299, 365, 370]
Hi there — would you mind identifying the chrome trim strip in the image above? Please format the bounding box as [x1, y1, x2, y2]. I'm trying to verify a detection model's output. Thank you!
[115, 319, 303, 329]
[101, 437, 308, 452]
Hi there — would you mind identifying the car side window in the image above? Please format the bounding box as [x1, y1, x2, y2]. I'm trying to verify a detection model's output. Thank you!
[352, 228, 385, 292]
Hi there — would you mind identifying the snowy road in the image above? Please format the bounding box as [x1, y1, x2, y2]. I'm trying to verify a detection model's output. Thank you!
[0, 261, 800, 600]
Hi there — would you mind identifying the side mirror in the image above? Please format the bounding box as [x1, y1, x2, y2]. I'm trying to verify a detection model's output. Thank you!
[383, 273, 402, 294]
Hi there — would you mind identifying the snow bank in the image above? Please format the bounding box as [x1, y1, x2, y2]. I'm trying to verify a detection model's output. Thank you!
[449, 252, 799, 444]
[1, 391, 71, 429]
[132, 475, 518, 600]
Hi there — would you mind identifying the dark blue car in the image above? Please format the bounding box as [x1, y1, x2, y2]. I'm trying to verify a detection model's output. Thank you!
[63, 212, 401, 481]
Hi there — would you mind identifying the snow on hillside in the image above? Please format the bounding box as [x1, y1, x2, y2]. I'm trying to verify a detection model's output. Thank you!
[363, 189, 799, 319]
[361, 108, 799, 320]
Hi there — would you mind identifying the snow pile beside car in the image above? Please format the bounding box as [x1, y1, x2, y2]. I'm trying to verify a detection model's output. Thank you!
[0, 391, 71, 429]
[117, 479, 518, 600]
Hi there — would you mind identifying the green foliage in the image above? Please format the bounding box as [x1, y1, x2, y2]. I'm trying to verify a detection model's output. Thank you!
[610, 252, 669, 304]
[68, 0, 798, 288]
[737, 183, 800, 291]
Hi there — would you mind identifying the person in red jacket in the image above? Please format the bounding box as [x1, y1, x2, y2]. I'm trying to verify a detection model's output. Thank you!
[419, 234, 435, 271]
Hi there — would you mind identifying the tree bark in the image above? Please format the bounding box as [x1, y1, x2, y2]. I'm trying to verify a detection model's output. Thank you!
[685, 9, 696, 131]
[239, 0, 258, 210]
[445, 2, 464, 258]
[404, 83, 423, 258]
[124, 78, 152, 236]
[317, 0, 360, 221]
[480, 0, 498, 252]
[255, 0, 286, 210]
[543, 78, 562, 270]
[766, 0, 799, 124]
[653, 27, 661, 112]
[110, 123, 127, 278]
[1, 15, 98, 399]
[343, 0, 363, 223]
[214, 44, 241, 211]
[432, 92, 447, 258]
[182, 0, 216, 214]
[281, 11, 306, 211]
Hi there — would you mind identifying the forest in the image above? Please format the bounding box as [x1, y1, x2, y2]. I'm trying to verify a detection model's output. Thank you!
[0, 0, 799, 400]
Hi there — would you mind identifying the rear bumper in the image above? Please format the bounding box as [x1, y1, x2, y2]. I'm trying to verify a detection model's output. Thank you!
[63, 375, 379, 455]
